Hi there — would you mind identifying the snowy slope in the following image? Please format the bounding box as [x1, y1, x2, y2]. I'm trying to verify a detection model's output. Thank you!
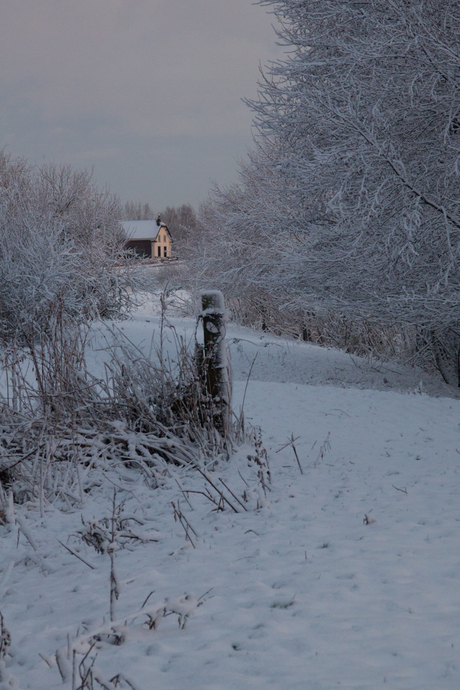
[1, 294, 460, 690]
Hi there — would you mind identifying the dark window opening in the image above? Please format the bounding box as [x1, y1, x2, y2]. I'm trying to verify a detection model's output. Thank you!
[157, 245, 161, 257]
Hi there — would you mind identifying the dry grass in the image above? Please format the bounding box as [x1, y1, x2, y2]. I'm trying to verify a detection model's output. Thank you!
[0, 305, 235, 510]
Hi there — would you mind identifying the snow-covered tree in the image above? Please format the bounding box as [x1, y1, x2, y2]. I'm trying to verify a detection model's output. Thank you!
[187, 0, 460, 378]
[0, 151, 128, 340]
[244, 0, 460, 330]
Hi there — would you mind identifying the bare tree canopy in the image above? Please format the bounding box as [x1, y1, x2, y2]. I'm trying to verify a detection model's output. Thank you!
[160, 204, 200, 245]
[123, 201, 155, 220]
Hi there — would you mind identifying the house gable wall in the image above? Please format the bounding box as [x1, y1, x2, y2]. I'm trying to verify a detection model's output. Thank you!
[152, 224, 172, 258]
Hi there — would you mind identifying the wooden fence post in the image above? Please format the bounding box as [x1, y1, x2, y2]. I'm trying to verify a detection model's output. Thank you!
[200, 290, 231, 437]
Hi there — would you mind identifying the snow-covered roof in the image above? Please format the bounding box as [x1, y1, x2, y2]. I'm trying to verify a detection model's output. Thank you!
[122, 220, 172, 241]
[122, 220, 157, 241]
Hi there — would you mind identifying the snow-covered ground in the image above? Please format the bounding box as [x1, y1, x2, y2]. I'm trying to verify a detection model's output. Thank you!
[1, 293, 460, 689]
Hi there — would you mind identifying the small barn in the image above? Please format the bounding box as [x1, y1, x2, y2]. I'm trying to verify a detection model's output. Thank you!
[123, 216, 172, 259]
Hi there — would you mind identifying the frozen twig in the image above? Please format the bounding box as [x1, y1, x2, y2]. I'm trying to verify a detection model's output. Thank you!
[57, 540, 96, 570]
[277, 433, 303, 475]
[392, 484, 408, 494]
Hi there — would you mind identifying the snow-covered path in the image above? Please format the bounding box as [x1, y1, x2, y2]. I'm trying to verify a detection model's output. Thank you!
[1, 297, 460, 689]
[237, 381, 460, 688]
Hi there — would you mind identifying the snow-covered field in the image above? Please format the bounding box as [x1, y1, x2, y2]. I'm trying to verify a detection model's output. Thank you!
[1, 293, 460, 689]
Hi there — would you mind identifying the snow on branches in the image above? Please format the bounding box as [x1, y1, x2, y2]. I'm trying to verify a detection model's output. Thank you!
[193, 1, 460, 335]
[0, 151, 129, 341]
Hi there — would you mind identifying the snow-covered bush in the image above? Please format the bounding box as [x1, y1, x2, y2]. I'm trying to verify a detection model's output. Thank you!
[0, 151, 129, 341]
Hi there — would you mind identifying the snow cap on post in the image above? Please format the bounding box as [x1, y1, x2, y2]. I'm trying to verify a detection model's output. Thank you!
[200, 290, 225, 315]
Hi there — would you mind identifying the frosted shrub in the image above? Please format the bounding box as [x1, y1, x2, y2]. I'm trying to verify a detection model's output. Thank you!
[0, 151, 130, 342]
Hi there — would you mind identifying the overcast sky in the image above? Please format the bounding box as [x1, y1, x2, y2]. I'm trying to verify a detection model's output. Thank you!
[0, 0, 280, 211]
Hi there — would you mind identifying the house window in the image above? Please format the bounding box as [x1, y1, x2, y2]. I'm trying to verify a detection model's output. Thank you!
[164, 246, 167, 257]
[157, 245, 161, 257]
